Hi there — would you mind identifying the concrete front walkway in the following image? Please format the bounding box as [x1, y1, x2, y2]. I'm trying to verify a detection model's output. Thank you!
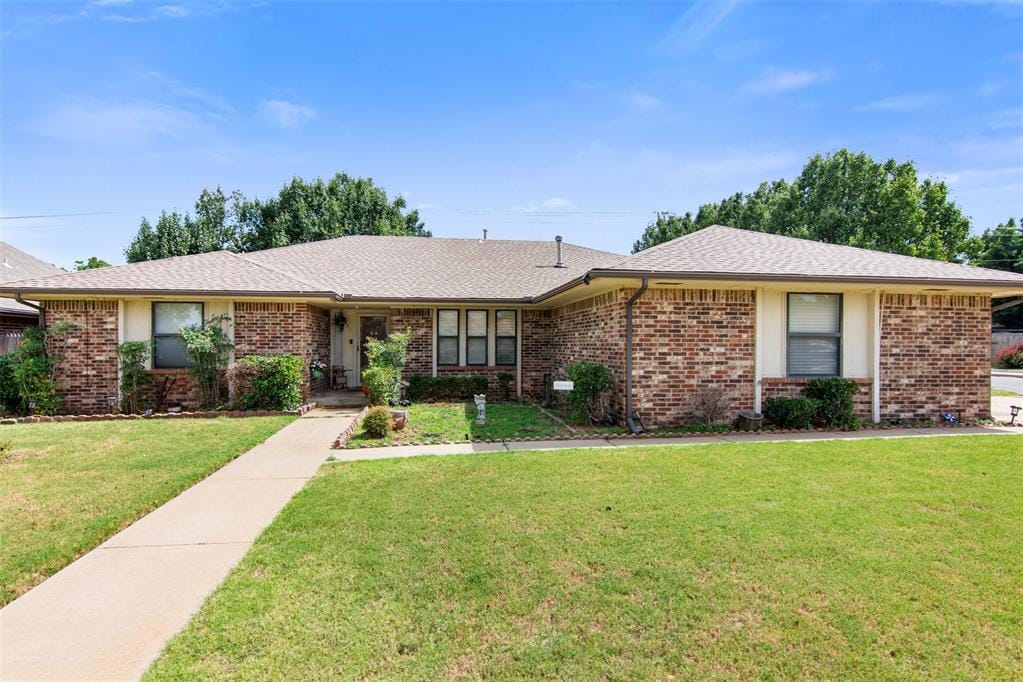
[328, 424, 1022, 461]
[0, 409, 356, 682]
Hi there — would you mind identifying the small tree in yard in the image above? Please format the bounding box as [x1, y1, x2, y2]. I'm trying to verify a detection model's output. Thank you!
[117, 341, 152, 414]
[10, 326, 65, 415]
[362, 330, 410, 406]
[180, 315, 234, 409]
[565, 362, 615, 424]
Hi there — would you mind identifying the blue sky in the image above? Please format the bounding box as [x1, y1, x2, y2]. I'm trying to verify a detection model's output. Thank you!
[1, 0, 1021, 269]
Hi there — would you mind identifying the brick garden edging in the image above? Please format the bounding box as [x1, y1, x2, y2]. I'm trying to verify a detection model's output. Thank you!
[332, 405, 370, 449]
[334, 420, 1016, 450]
[0, 402, 316, 425]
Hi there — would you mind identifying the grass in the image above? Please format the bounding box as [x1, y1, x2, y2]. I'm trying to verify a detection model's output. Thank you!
[993, 388, 1019, 397]
[148, 435, 1023, 680]
[346, 402, 575, 446]
[0, 416, 294, 605]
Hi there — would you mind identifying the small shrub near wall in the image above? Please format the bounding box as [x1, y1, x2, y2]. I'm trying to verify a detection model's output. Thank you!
[0, 356, 21, 415]
[995, 343, 1023, 369]
[565, 362, 615, 424]
[362, 366, 398, 406]
[228, 354, 304, 410]
[362, 406, 393, 438]
[763, 396, 819, 429]
[407, 375, 488, 401]
[803, 377, 860, 429]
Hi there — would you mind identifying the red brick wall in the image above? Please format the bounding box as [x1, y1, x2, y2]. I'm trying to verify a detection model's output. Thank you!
[307, 306, 330, 394]
[520, 309, 554, 398]
[628, 288, 755, 426]
[43, 300, 119, 414]
[1, 313, 36, 334]
[880, 293, 991, 421]
[761, 377, 873, 419]
[144, 370, 201, 411]
[549, 291, 628, 414]
[389, 308, 433, 376]
[233, 301, 329, 398]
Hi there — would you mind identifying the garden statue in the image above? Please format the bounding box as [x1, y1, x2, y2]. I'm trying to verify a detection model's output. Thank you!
[473, 393, 487, 424]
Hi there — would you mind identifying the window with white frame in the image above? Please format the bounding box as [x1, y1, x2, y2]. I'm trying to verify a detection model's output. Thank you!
[466, 310, 488, 365]
[495, 310, 517, 365]
[787, 293, 841, 376]
[152, 302, 203, 369]
[437, 309, 459, 365]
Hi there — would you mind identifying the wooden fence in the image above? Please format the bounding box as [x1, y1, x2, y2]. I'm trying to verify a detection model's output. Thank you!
[0, 332, 22, 355]
[992, 331, 1023, 365]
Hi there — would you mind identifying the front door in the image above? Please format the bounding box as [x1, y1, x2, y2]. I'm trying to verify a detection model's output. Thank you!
[358, 315, 388, 382]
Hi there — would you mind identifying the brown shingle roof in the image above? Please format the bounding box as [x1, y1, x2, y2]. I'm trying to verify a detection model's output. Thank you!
[0, 236, 620, 301]
[0, 242, 64, 315]
[599, 225, 1023, 287]
[2, 227, 1021, 303]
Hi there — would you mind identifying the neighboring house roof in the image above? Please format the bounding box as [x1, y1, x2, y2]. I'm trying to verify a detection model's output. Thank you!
[0, 242, 64, 316]
[2, 226, 1022, 304]
[593, 225, 1023, 288]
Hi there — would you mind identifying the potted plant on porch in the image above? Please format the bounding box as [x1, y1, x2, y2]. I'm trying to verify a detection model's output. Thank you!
[310, 360, 327, 383]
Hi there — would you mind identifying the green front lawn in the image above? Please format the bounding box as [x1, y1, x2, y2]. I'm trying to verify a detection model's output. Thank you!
[149, 435, 1022, 679]
[993, 388, 1019, 397]
[346, 402, 575, 447]
[0, 417, 294, 605]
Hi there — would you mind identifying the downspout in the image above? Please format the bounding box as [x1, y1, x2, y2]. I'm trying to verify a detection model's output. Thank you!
[15, 294, 44, 327]
[625, 277, 649, 434]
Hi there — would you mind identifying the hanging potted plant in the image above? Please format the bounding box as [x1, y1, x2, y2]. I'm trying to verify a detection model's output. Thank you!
[333, 312, 347, 335]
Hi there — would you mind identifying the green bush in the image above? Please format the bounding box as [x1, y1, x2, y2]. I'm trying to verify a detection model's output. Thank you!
[497, 372, 514, 401]
[362, 366, 398, 406]
[364, 331, 410, 372]
[407, 375, 488, 401]
[565, 362, 614, 422]
[804, 377, 860, 429]
[10, 327, 64, 415]
[230, 354, 304, 410]
[0, 356, 21, 414]
[763, 396, 819, 429]
[117, 341, 153, 414]
[362, 406, 393, 438]
[181, 315, 234, 409]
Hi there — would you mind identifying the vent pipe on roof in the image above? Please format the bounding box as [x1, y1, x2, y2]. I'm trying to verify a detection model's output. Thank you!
[555, 235, 565, 268]
[482, 228, 488, 240]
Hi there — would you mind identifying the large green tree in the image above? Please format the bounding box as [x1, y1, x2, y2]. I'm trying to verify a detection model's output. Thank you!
[632, 150, 972, 262]
[125, 173, 428, 262]
[969, 217, 1023, 328]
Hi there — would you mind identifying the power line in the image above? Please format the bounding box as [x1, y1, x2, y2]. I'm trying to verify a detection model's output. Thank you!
[0, 211, 122, 220]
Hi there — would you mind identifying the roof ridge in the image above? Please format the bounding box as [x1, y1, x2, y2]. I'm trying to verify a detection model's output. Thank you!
[227, 251, 334, 293]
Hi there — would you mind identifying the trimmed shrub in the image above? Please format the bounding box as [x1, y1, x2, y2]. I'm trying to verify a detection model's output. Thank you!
[362, 406, 393, 438]
[763, 396, 819, 429]
[804, 377, 860, 429]
[407, 375, 488, 401]
[181, 315, 234, 409]
[565, 362, 615, 423]
[497, 372, 514, 401]
[362, 366, 398, 406]
[229, 354, 304, 410]
[995, 343, 1023, 369]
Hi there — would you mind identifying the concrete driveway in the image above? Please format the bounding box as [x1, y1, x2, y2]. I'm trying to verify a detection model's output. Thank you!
[0, 409, 355, 682]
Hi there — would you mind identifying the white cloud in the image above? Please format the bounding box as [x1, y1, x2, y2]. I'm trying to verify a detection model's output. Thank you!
[145, 71, 235, 115]
[258, 99, 318, 128]
[744, 69, 832, 94]
[154, 5, 189, 18]
[28, 99, 208, 145]
[541, 197, 573, 210]
[858, 94, 943, 112]
[629, 92, 663, 111]
[91, 0, 133, 6]
[656, 0, 740, 56]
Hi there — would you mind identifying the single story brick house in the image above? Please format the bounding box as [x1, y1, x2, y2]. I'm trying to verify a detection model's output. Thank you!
[0, 242, 64, 334]
[2, 225, 1022, 425]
